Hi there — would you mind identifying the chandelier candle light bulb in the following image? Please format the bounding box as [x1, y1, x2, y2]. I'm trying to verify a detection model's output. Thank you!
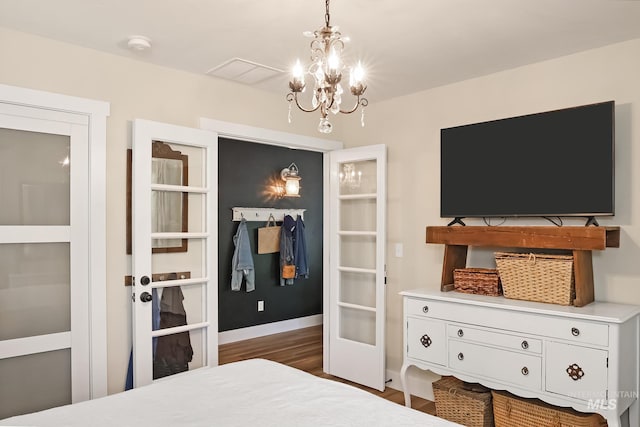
[292, 60, 305, 86]
[350, 62, 365, 89]
[286, 0, 369, 133]
[328, 51, 340, 72]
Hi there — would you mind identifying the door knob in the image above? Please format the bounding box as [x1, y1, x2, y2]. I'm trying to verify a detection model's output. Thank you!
[140, 276, 151, 286]
[140, 291, 153, 302]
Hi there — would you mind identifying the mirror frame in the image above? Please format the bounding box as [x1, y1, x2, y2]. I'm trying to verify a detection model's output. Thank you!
[126, 141, 189, 254]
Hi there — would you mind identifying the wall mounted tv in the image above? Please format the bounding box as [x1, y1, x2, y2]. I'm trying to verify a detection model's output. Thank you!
[440, 101, 614, 222]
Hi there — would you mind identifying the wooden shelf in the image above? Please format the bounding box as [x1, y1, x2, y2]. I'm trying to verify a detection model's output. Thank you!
[426, 226, 620, 307]
[427, 226, 619, 250]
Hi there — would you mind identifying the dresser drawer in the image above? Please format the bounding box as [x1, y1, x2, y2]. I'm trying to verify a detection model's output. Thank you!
[406, 298, 452, 319]
[407, 317, 446, 365]
[448, 324, 542, 354]
[545, 319, 609, 347]
[407, 297, 609, 346]
[449, 340, 542, 390]
[545, 342, 608, 400]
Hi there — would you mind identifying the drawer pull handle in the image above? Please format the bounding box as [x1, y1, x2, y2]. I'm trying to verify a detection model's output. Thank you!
[521, 340, 529, 350]
[521, 367, 529, 376]
[420, 334, 432, 348]
[422, 305, 429, 314]
[457, 329, 464, 337]
[571, 327, 580, 337]
[567, 364, 585, 381]
[457, 352, 464, 361]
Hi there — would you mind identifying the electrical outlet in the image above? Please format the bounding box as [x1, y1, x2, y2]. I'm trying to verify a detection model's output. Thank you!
[257, 300, 264, 312]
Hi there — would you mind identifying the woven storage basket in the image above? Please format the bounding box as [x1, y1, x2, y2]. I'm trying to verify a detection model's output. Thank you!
[433, 376, 494, 427]
[494, 252, 575, 305]
[454, 268, 502, 296]
[492, 390, 607, 427]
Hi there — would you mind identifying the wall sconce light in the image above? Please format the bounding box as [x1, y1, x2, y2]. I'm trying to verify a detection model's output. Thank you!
[281, 162, 302, 197]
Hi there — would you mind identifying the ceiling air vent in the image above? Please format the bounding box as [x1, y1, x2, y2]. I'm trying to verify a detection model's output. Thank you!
[206, 58, 284, 85]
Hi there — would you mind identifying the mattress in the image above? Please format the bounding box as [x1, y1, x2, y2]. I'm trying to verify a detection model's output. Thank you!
[0, 358, 461, 426]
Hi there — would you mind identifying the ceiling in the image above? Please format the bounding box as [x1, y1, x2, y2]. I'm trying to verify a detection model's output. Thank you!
[1, 0, 640, 103]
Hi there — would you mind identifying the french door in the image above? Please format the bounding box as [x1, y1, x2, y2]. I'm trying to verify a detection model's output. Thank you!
[0, 104, 90, 418]
[327, 144, 386, 391]
[131, 119, 217, 387]
[198, 117, 386, 391]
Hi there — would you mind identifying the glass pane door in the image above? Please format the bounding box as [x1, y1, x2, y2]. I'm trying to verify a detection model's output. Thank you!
[0, 110, 90, 418]
[132, 120, 217, 387]
[328, 145, 386, 391]
[338, 159, 378, 345]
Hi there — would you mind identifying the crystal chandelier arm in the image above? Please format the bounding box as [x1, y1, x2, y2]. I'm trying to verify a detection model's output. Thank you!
[338, 97, 368, 114]
[286, 92, 322, 113]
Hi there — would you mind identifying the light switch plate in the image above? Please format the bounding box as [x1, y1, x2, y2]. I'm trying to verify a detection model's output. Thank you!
[395, 243, 403, 258]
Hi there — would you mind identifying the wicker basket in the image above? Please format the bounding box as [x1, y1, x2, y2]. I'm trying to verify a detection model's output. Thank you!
[494, 252, 575, 305]
[454, 268, 502, 296]
[433, 376, 494, 427]
[492, 390, 607, 427]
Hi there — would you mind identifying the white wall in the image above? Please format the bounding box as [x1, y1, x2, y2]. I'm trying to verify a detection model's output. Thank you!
[340, 37, 640, 397]
[0, 27, 339, 394]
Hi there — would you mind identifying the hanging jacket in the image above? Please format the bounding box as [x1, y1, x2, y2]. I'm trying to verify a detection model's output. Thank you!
[153, 286, 193, 379]
[279, 214, 296, 286]
[126, 287, 161, 390]
[294, 215, 309, 279]
[231, 218, 255, 292]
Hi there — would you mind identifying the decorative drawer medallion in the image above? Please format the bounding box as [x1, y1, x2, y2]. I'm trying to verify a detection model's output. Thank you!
[545, 342, 608, 400]
[407, 317, 446, 366]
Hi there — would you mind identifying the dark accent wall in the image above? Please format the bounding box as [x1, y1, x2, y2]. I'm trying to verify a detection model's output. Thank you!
[218, 138, 323, 332]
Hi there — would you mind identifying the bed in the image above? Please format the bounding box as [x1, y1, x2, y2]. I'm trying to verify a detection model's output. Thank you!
[0, 358, 461, 426]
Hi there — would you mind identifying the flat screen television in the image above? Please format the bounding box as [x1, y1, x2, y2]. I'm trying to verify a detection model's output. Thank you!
[440, 101, 615, 221]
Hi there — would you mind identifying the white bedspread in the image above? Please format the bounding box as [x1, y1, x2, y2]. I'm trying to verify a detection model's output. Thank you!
[0, 358, 461, 427]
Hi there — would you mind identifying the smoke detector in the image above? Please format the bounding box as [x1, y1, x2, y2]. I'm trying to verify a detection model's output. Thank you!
[127, 35, 152, 51]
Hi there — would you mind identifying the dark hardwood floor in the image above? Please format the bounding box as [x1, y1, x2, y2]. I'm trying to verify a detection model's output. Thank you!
[218, 325, 436, 416]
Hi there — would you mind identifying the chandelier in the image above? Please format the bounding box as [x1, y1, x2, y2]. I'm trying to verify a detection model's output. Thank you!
[286, 0, 368, 134]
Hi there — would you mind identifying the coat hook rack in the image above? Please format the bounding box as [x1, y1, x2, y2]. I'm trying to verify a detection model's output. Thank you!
[232, 207, 306, 222]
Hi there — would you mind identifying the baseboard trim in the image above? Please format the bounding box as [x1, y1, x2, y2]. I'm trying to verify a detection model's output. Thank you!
[218, 314, 323, 345]
[385, 366, 439, 402]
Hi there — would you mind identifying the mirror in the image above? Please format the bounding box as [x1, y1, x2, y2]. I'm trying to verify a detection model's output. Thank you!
[127, 141, 188, 254]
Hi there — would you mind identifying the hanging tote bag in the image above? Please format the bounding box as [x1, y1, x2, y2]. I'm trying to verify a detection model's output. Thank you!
[257, 214, 281, 254]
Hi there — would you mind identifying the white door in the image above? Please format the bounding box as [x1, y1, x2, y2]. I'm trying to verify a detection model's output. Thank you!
[0, 104, 91, 418]
[327, 144, 386, 391]
[131, 119, 218, 387]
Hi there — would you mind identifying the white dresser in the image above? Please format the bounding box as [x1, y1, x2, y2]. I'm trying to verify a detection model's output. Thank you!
[400, 289, 640, 427]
